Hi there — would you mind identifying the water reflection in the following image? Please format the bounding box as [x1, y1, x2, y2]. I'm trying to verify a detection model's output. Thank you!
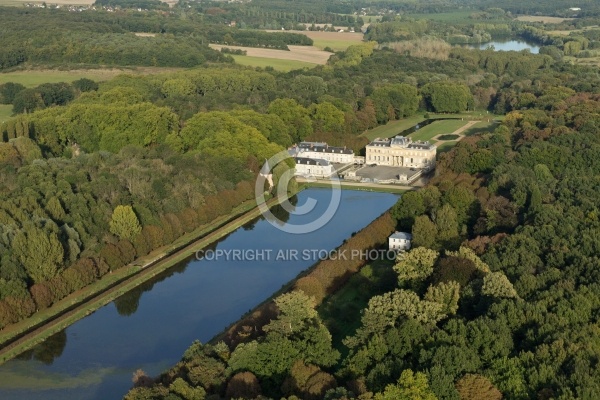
[16, 331, 67, 366]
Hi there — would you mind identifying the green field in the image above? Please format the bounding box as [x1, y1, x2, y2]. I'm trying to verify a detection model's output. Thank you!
[0, 105, 12, 123]
[311, 38, 358, 51]
[231, 55, 317, 71]
[0, 70, 123, 87]
[409, 119, 468, 142]
[362, 115, 426, 140]
[0, 67, 184, 88]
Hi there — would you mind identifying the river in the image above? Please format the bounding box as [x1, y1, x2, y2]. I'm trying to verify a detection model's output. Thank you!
[0, 188, 398, 400]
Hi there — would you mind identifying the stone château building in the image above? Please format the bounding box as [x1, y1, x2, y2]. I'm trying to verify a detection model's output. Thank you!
[292, 141, 355, 164]
[365, 136, 436, 171]
[293, 157, 335, 178]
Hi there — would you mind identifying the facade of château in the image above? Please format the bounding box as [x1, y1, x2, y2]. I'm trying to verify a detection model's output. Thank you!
[293, 157, 335, 178]
[365, 136, 436, 170]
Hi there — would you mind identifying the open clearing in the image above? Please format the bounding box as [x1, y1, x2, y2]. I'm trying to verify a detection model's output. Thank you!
[229, 55, 316, 71]
[210, 44, 331, 65]
[264, 30, 364, 51]
[516, 16, 574, 24]
[0, 67, 183, 87]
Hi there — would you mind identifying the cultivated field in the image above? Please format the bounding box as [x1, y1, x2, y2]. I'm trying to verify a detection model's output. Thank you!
[0, 67, 183, 87]
[209, 44, 332, 65]
[264, 30, 364, 51]
[516, 16, 574, 24]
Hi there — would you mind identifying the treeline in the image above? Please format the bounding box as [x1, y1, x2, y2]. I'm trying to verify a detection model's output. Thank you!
[0, 31, 228, 70]
[365, 17, 513, 45]
[0, 7, 317, 70]
[94, 0, 169, 10]
[205, 27, 313, 50]
[0, 79, 98, 115]
[179, 0, 364, 30]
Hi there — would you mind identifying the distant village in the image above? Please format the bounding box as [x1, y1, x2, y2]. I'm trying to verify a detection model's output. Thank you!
[289, 135, 437, 186]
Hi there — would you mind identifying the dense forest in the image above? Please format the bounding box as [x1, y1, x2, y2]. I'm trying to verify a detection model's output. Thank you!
[103, 11, 598, 400]
[123, 54, 600, 400]
[0, 7, 315, 71]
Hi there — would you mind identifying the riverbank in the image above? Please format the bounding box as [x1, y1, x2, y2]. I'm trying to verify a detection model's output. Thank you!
[0, 191, 294, 365]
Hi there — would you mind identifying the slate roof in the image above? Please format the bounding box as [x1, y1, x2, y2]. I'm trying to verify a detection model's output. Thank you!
[389, 231, 413, 240]
[297, 142, 353, 154]
[295, 157, 331, 166]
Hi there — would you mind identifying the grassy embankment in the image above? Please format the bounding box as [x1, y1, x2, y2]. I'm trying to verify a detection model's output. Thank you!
[0, 191, 293, 365]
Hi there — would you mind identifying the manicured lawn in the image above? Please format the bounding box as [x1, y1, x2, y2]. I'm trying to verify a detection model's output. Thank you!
[362, 112, 498, 141]
[362, 115, 426, 140]
[409, 119, 468, 142]
[0, 105, 12, 123]
[231, 55, 317, 71]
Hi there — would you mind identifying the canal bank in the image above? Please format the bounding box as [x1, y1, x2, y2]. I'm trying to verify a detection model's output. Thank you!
[0, 189, 296, 366]
[0, 188, 399, 399]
